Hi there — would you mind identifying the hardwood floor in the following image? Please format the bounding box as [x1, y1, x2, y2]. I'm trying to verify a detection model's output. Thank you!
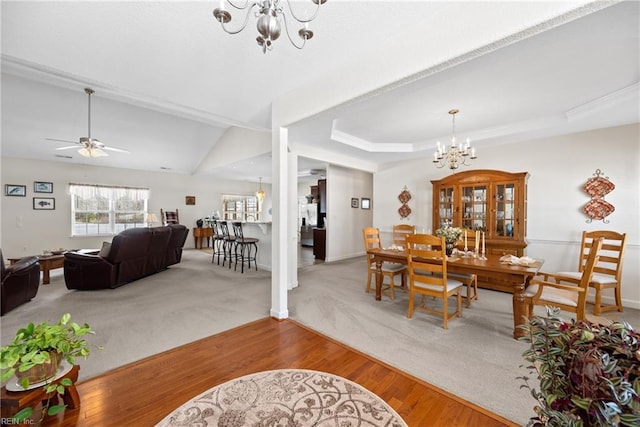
[32, 318, 517, 426]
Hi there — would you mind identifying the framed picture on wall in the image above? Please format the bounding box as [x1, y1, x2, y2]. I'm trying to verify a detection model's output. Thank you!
[351, 197, 359, 208]
[361, 198, 371, 210]
[34, 181, 53, 193]
[185, 196, 196, 205]
[33, 197, 55, 210]
[5, 184, 26, 197]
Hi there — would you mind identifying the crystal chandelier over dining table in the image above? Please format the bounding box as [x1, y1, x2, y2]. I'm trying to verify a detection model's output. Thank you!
[433, 109, 477, 170]
[212, 0, 327, 54]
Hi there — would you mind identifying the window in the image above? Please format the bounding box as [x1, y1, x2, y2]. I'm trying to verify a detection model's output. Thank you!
[69, 184, 149, 236]
[222, 194, 260, 221]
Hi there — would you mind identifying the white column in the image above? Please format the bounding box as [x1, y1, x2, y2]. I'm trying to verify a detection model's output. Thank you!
[288, 153, 299, 290]
[270, 126, 289, 319]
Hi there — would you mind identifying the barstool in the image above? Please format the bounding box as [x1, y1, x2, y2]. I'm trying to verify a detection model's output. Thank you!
[219, 221, 236, 268]
[211, 220, 226, 265]
[231, 222, 259, 273]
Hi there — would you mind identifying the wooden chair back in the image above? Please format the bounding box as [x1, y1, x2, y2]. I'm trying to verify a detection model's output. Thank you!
[392, 224, 416, 248]
[528, 237, 603, 320]
[578, 230, 626, 283]
[405, 233, 463, 329]
[160, 208, 179, 225]
[363, 227, 382, 250]
[406, 233, 447, 290]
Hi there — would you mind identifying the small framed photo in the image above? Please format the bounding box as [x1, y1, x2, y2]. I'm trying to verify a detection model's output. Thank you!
[185, 196, 196, 205]
[33, 197, 55, 210]
[361, 198, 371, 210]
[34, 181, 53, 193]
[5, 184, 26, 197]
[351, 197, 359, 208]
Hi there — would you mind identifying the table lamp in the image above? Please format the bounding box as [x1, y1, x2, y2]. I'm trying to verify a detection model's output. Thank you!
[147, 213, 159, 228]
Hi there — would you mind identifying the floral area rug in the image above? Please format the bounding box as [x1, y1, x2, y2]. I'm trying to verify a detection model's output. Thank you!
[156, 369, 407, 427]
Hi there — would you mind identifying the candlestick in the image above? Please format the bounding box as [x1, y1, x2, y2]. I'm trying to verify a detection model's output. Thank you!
[475, 230, 479, 252]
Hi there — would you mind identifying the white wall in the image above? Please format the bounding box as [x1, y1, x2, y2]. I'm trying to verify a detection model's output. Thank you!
[373, 123, 640, 309]
[326, 165, 373, 262]
[0, 158, 272, 256]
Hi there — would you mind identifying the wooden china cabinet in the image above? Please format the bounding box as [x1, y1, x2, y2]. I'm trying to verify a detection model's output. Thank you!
[431, 169, 529, 257]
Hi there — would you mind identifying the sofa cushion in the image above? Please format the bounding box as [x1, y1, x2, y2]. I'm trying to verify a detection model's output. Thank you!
[98, 241, 111, 258]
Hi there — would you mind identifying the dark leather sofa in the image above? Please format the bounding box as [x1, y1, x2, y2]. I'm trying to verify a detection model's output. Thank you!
[1, 249, 41, 315]
[64, 224, 189, 290]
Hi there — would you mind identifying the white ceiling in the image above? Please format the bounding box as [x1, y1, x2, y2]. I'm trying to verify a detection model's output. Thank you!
[1, 1, 638, 184]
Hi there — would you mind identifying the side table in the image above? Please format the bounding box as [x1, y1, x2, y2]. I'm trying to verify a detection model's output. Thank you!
[0, 365, 80, 420]
[193, 227, 213, 249]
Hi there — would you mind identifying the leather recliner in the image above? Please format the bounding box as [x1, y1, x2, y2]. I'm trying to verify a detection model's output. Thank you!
[1, 249, 41, 315]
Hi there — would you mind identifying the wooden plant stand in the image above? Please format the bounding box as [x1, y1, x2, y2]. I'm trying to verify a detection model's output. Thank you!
[0, 365, 80, 420]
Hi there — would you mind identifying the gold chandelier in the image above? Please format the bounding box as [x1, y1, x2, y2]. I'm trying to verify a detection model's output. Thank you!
[433, 109, 477, 170]
[212, 0, 327, 53]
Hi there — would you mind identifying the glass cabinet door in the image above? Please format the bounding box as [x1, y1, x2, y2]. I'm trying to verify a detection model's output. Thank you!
[461, 185, 487, 231]
[438, 187, 454, 228]
[495, 182, 516, 238]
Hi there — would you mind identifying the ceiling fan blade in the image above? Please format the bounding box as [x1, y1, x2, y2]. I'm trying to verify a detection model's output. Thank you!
[103, 146, 129, 153]
[55, 146, 79, 150]
[46, 137, 81, 145]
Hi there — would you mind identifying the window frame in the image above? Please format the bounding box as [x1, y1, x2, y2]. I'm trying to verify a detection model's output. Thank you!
[69, 183, 149, 237]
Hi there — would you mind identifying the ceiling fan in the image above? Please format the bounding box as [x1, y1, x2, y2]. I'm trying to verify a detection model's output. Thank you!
[46, 88, 129, 158]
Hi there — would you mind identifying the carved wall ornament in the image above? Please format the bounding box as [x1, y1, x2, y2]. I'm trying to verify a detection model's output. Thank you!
[398, 186, 412, 219]
[583, 169, 615, 223]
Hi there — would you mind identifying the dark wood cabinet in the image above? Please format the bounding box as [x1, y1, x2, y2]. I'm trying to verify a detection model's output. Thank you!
[318, 179, 327, 214]
[313, 228, 326, 260]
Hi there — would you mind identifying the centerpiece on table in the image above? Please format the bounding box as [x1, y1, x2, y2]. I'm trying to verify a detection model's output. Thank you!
[435, 226, 462, 255]
[0, 313, 99, 423]
[518, 307, 640, 427]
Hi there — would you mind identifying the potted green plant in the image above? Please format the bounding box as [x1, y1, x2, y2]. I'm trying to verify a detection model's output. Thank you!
[518, 307, 640, 426]
[0, 313, 97, 422]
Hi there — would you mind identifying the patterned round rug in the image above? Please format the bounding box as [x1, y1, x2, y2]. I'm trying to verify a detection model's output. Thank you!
[156, 369, 407, 427]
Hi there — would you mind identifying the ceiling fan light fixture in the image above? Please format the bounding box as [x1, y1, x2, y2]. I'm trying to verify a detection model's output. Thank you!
[78, 147, 107, 158]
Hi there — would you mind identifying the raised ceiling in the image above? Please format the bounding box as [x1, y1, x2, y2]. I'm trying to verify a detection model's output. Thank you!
[1, 1, 638, 183]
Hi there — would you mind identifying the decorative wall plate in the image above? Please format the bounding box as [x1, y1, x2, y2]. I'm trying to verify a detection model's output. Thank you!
[398, 204, 412, 219]
[584, 175, 615, 198]
[583, 199, 615, 221]
[398, 188, 412, 204]
[397, 186, 412, 219]
[582, 169, 614, 223]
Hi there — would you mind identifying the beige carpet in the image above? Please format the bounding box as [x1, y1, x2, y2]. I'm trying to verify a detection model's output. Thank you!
[2, 249, 637, 426]
[155, 369, 407, 427]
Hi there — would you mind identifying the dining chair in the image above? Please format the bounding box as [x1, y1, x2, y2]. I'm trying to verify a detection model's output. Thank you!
[392, 224, 416, 248]
[523, 237, 603, 321]
[553, 230, 627, 315]
[406, 233, 464, 329]
[362, 227, 406, 300]
[160, 208, 179, 226]
[449, 271, 478, 308]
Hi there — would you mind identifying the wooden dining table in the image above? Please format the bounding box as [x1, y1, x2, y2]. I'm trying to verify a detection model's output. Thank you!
[366, 248, 544, 339]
